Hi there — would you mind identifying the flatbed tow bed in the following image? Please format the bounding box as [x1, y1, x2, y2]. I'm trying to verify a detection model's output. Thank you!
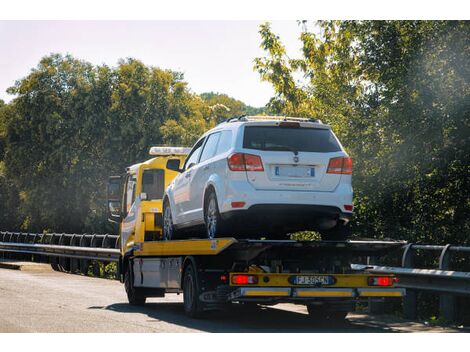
[122, 238, 406, 319]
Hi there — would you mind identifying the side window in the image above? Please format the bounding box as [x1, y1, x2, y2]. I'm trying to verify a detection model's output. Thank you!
[199, 132, 221, 162]
[125, 174, 137, 213]
[184, 138, 205, 170]
[142, 169, 165, 200]
[216, 130, 232, 155]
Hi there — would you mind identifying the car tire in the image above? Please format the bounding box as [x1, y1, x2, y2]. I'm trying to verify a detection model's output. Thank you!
[204, 191, 224, 239]
[124, 262, 146, 306]
[183, 264, 205, 318]
[319, 222, 350, 241]
[163, 199, 176, 241]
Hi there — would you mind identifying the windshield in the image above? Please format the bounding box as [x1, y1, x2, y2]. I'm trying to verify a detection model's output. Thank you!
[243, 126, 341, 153]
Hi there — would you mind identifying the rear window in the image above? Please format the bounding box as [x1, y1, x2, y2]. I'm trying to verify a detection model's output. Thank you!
[243, 126, 341, 152]
[142, 169, 164, 200]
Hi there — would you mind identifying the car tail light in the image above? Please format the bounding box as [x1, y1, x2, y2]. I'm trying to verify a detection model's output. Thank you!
[327, 157, 353, 175]
[231, 274, 258, 285]
[368, 276, 398, 286]
[227, 153, 246, 171]
[227, 153, 264, 172]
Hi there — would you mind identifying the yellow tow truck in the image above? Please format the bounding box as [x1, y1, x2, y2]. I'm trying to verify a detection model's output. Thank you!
[107, 147, 405, 320]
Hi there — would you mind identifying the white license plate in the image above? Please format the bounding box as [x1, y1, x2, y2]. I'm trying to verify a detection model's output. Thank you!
[274, 166, 315, 178]
[290, 275, 335, 285]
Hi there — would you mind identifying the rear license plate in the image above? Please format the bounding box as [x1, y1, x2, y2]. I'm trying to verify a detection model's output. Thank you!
[274, 166, 315, 178]
[289, 275, 335, 286]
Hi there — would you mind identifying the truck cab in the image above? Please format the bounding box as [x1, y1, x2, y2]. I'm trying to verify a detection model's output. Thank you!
[106, 147, 190, 256]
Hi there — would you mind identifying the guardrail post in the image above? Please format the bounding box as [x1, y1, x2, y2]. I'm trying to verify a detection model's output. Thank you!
[401, 244, 417, 319]
[439, 244, 457, 322]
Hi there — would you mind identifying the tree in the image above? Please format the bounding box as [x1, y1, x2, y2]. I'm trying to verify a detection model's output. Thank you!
[255, 21, 470, 244]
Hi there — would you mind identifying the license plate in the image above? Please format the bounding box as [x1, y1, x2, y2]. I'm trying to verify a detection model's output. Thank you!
[274, 166, 315, 178]
[289, 275, 335, 286]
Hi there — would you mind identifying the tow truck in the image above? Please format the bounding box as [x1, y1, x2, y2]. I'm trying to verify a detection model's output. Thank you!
[107, 147, 406, 320]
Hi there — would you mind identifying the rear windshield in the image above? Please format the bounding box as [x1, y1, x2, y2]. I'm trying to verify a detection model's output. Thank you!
[243, 126, 341, 152]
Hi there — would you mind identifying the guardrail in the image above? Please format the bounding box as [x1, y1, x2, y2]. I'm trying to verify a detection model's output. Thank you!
[0, 231, 120, 277]
[359, 243, 470, 322]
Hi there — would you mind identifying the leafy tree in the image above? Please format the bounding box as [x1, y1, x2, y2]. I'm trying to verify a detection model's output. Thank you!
[255, 21, 470, 245]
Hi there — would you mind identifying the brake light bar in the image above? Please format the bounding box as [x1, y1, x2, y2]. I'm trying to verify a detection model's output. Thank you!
[327, 157, 352, 175]
[368, 276, 398, 287]
[231, 274, 258, 285]
[228, 153, 264, 172]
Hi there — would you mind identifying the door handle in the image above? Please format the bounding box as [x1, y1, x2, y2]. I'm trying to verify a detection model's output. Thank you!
[203, 165, 210, 171]
[185, 173, 191, 178]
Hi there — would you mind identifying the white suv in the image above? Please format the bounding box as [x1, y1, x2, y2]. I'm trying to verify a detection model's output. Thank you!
[163, 116, 353, 240]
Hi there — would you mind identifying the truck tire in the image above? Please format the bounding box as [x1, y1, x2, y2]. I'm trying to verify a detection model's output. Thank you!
[204, 191, 224, 239]
[124, 263, 146, 306]
[306, 305, 348, 323]
[183, 264, 204, 318]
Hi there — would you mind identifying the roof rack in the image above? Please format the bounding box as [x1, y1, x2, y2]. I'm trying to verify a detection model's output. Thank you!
[224, 115, 322, 124]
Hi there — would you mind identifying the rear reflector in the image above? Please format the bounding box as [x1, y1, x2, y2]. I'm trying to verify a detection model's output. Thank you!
[327, 157, 353, 175]
[368, 276, 397, 286]
[344, 204, 354, 211]
[231, 201, 246, 208]
[228, 153, 264, 172]
[231, 274, 258, 285]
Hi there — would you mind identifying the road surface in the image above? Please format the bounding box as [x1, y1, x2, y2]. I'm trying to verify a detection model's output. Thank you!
[0, 265, 465, 333]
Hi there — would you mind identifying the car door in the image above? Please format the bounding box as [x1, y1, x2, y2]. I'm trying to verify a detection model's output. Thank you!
[186, 132, 221, 223]
[171, 138, 205, 225]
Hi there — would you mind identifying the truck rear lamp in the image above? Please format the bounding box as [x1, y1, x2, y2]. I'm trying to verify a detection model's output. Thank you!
[231, 201, 246, 208]
[368, 276, 398, 286]
[227, 153, 264, 172]
[327, 157, 353, 175]
[231, 274, 258, 285]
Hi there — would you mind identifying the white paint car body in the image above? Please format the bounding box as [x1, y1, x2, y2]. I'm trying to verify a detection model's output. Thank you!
[164, 116, 353, 239]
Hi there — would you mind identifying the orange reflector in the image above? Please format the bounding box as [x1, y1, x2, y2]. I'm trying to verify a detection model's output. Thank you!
[231, 201, 246, 208]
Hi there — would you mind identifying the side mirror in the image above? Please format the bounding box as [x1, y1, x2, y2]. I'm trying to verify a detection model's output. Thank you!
[166, 159, 182, 172]
[107, 176, 122, 223]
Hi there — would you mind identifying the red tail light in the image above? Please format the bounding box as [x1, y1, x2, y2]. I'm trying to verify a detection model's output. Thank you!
[368, 276, 397, 286]
[228, 153, 264, 172]
[231, 274, 258, 285]
[327, 157, 352, 175]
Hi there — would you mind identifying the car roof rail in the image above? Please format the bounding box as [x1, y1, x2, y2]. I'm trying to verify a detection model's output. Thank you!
[230, 115, 323, 124]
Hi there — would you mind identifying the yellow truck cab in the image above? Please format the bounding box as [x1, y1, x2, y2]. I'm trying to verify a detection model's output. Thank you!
[106, 147, 190, 256]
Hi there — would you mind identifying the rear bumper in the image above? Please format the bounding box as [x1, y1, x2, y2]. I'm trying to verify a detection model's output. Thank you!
[227, 287, 405, 301]
[221, 204, 352, 233]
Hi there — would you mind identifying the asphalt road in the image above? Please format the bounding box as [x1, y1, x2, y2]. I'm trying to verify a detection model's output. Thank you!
[0, 265, 465, 333]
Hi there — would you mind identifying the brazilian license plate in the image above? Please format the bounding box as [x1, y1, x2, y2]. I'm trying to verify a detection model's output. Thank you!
[289, 275, 335, 286]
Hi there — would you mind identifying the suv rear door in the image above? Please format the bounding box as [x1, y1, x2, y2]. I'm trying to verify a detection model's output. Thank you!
[242, 123, 345, 192]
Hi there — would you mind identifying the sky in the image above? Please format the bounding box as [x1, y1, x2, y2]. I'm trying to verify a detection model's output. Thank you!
[0, 21, 311, 107]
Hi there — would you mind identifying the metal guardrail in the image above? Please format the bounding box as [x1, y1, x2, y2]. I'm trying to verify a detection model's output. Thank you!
[358, 243, 470, 322]
[0, 231, 120, 277]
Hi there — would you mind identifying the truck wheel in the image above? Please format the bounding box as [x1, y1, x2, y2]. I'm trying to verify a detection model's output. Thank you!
[204, 192, 223, 239]
[163, 200, 175, 240]
[124, 263, 146, 305]
[306, 305, 348, 323]
[183, 264, 204, 318]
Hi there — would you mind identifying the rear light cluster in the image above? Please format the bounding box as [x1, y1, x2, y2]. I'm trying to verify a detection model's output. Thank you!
[368, 276, 398, 287]
[231, 274, 258, 285]
[327, 157, 352, 175]
[227, 153, 264, 172]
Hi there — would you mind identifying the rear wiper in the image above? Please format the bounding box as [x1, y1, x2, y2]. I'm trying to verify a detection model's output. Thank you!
[268, 145, 299, 155]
